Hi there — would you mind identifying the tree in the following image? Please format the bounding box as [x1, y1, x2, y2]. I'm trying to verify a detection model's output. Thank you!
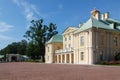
[6, 42, 18, 54]
[17, 40, 27, 55]
[47, 23, 58, 41]
[0, 40, 27, 55]
[24, 19, 58, 61]
[26, 42, 40, 59]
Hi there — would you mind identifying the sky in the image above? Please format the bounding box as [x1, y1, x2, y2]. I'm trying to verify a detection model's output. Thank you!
[0, 0, 120, 50]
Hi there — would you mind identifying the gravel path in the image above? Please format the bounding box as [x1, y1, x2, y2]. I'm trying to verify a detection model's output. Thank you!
[0, 62, 120, 80]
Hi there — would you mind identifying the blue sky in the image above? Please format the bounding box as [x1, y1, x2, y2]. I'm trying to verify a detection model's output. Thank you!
[0, 0, 120, 49]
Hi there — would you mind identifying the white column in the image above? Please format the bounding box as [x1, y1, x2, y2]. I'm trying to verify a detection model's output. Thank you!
[64, 54, 66, 63]
[74, 50, 76, 64]
[61, 54, 62, 63]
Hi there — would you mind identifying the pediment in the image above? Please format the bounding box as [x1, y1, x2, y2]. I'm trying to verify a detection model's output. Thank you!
[62, 27, 78, 35]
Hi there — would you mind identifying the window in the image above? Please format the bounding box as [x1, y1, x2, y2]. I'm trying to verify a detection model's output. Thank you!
[100, 51, 104, 61]
[69, 36, 71, 40]
[114, 37, 118, 46]
[65, 45, 67, 49]
[48, 47, 49, 52]
[101, 35, 104, 45]
[69, 44, 71, 48]
[65, 37, 67, 41]
[48, 56, 49, 61]
[80, 36, 84, 46]
[81, 52, 84, 60]
[114, 23, 117, 29]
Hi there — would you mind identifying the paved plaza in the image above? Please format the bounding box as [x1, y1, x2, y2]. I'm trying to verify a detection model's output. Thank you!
[0, 62, 120, 80]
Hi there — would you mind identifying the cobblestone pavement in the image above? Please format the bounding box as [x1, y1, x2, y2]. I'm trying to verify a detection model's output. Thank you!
[0, 62, 120, 80]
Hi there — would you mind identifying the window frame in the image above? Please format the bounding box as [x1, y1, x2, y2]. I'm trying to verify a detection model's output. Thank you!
[69, 36, 71, 40]
[114, 36, 118, 46]
[47, 47, 49, 52]
[81, 52, 84, 61]
[80, 36, 84, 46]
[65, 37, 67, 41]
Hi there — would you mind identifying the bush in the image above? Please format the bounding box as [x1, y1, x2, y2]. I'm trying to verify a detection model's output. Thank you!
[115, 53, 120, 61]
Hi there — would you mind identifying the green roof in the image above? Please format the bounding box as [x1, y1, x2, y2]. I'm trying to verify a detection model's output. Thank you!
[106, 18, 120, 24]
[75, 17, 120, 34]
[46, 35, 63, 44]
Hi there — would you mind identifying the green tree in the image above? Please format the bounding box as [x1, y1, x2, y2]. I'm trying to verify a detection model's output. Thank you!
[6, 42, 18, 54]
[17, 40, 27, 55]
[47, 23, 58, 41]
[0, 40, 27, 55]
[24, 19, 58, 61]
[26, 42, 40, 59]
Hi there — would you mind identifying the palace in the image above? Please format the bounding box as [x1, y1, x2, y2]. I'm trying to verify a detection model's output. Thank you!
[45, 9, 120, 64]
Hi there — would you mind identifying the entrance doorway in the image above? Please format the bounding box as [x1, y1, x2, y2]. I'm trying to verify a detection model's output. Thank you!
[11, 56, 17, 62]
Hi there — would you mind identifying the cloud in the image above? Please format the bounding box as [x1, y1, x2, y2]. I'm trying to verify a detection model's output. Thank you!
[0, 21, 14, 32]
[12, 0, 40, 21]
[0, 34, 12, 40]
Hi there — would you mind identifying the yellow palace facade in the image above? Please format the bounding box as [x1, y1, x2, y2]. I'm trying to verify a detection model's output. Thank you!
[45, 9, 120, 64]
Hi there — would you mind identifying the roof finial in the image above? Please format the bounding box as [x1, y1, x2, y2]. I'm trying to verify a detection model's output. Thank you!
[91, 7, 99, 14]
[91, 7, 100, 20]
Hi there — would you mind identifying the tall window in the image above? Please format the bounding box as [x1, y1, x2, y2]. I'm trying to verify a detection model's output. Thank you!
[80, 36, 84, 46]
[48, 47, 49, 52]
[65, 37, 67, 41]
[114, 37, 118, 46]
[101, 35, 104, 45]
[100, 51, 104, 61]
[48, 56, 49, 61]
[69, 36, 71, 40]
[65, 45, 67, 49]
[81, 52, 84, 60]
[69, 44, 71, 48]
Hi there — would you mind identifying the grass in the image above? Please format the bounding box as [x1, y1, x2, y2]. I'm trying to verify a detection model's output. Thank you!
[99, 61, 120, 66]
[107, 64, 120, 66]
[24, 59, 45, 63]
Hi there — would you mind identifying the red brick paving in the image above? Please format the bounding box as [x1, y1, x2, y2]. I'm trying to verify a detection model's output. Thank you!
[0, 62, 120, 80]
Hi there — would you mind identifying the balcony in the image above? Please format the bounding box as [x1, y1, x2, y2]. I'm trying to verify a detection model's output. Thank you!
[55, 47, 73, 54]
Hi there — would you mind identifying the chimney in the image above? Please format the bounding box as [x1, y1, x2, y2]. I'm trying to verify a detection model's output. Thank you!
[101, 12, 109, 20]
[78, 23, 82, 28]
[91, 8, 100, 20]
[104, 12, 109, 19]
[101, 14, 105, 20]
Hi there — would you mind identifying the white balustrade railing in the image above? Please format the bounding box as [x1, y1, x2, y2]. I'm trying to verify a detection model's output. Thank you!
[55, 47, 73, 54]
